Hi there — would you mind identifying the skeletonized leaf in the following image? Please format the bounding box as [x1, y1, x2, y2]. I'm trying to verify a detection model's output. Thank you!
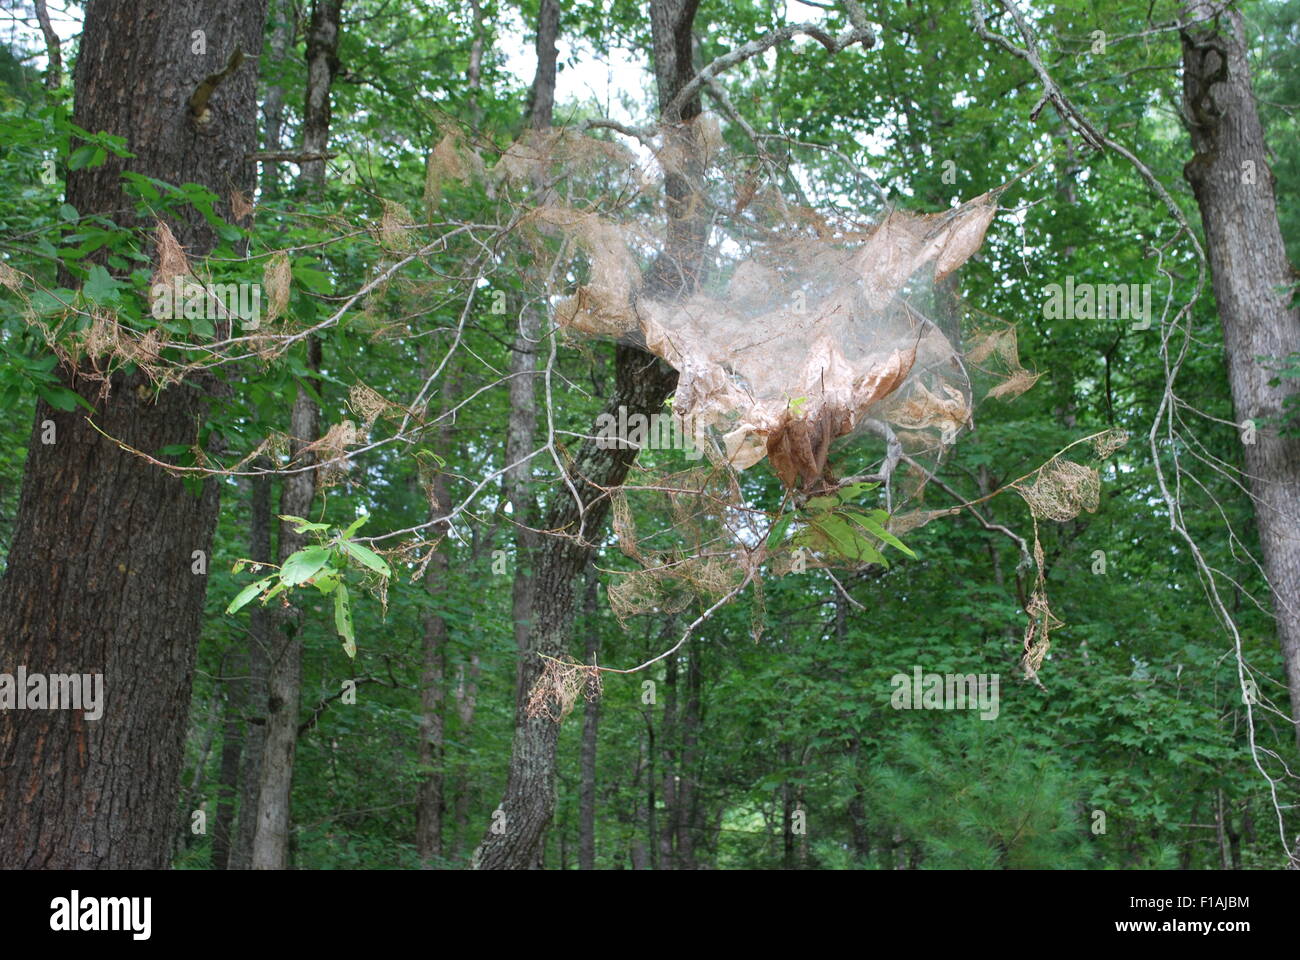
[335, 584, 356, 658]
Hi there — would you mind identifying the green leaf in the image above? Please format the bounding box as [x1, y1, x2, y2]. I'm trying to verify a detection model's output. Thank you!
[843, 509, 917, 558]
[803, 494, 840, 513]
[836, 481, 879, 502]
[36, 385, 79, 411]
[82, 265, 121, 304]
[279, 514, 331, 533]
[766, 514, 794, 549]
[340, 511, 369, 539]
[227, 577, 273, 614]
[279, 544, 332, 585]
[68, 145, 96, 171]
[340, 539, 392, 577]
[797, 515, 885, 565]
[335, 584, 356, 658]
[292, 262, 334, 294]
[312, 572, 341, 595]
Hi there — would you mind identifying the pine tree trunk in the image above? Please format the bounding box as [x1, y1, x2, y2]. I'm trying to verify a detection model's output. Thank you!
[0, 0, 267, 870]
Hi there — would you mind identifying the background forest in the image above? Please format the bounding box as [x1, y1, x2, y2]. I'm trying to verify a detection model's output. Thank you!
[0, 0, 1297, 871]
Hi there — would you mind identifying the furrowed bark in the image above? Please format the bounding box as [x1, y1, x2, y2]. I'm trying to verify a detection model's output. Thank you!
[0, 0, 268, 870]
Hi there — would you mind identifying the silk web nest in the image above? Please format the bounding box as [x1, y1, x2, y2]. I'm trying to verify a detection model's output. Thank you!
[489, 120, 1053, 658]
[506, 120, 1002, 498]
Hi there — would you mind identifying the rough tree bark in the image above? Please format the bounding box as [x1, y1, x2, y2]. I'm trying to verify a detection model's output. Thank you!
[0, 0, 268, 870]
[1180, 0, 1300, 750]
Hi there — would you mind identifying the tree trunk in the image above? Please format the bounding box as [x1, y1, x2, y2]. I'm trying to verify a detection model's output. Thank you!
[578, 573, 601, 869]
[249, 0, 341, 870]
[33, 0, 61, 91]
[301, 0, 342, 185]
[1181, 1, 1300, 750]
[658, 646, 678, 867]
[211, 651, 245, 869]
[523, 0, 560, 131]
[674, 642, 701, 868]
[260, 0, 295, 194]
[230, 463, 274, 870]
[470, 0, 702, 872]
[416, 374, 456, 866]
[251, 343, 321, 869]
[0, 0, 267, 870]
[414, 504, 449, 866]
[175, 692, 219, 861]
[504, 0, 558, 664]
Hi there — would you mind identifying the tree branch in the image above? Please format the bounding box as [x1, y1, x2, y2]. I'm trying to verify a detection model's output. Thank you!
[665, 7, 875, 121]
